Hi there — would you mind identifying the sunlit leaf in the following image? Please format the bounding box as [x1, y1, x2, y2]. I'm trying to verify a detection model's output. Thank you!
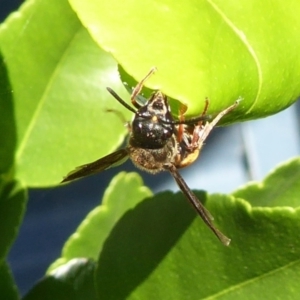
[24, 258, 97, 300]
[0, 0, 130, 186]
[69, 0, 300, 120]
[232, 157, 300, 207]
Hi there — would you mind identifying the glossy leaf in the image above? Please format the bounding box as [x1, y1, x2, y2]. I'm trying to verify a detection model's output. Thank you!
[0, 0, 130, 186]
[232, 156, 300, 207]
[24, 258, 97, 300]
[69, 0, 300, 119]
[48, 172, 152, 272]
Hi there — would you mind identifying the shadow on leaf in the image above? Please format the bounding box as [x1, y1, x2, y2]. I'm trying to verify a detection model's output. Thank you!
[95, 190, 206, 299]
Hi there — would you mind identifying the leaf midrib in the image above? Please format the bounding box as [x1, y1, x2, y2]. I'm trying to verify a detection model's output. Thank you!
[15, 28, 82, 162]
[207, 0, 262, 113]
[204, 258, 300, 299]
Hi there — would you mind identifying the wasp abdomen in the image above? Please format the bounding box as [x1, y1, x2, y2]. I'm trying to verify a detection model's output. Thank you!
[128, 136, 177, 174]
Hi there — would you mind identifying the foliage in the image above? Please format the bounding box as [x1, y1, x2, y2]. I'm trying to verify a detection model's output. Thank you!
[0, 0, 300, 299]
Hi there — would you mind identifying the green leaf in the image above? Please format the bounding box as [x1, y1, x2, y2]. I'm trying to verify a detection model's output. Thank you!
[95, 191, 300, 299]
[69, 0, 300, 120]
[0, 179, 27, 260]
[232, 157, 300, 207]
[0, 179, 26, 299]
[46, 157, 300, 298]
[0, 261, 19, 300]
[95, 190, 198, 299]
[24, 258, 97, 300]
[48, 172, 152, 272]
[0, 0, 130, 186]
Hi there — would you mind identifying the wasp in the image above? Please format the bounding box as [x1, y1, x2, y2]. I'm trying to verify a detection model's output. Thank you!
[62, 68, 239, 246]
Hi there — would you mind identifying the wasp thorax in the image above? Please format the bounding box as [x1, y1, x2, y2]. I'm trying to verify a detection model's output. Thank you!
[130, 91, 175, 149]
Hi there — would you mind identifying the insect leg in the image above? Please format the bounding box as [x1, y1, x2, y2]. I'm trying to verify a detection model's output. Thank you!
[106, 109, 131, 131]
[192, 100, 239, 150]
[131, 67, 157, 108]
[164, 163, 231, 246]
[176, 104, 187, 143]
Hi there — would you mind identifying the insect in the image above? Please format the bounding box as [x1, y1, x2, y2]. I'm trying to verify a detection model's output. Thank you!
[62, 68, 239, 246]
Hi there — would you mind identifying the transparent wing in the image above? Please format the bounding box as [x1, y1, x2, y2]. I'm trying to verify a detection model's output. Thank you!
[62, 148, 129, 183]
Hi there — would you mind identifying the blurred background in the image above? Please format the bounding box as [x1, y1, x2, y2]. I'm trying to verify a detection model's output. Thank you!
[2, 0, 300, 295]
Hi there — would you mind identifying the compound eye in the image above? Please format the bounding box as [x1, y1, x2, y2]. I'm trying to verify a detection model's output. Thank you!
[152, 101, 164, 110]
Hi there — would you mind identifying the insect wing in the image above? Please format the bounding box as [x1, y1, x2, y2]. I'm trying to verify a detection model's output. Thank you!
[62, 148, 129, 183]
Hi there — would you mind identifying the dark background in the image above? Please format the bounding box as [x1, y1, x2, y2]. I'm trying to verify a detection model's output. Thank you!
[2, 1, 300, 295]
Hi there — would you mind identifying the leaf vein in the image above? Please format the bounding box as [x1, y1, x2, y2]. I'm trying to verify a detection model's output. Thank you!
[204, 259, 300, 299]
[207, 0, 262, 113]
